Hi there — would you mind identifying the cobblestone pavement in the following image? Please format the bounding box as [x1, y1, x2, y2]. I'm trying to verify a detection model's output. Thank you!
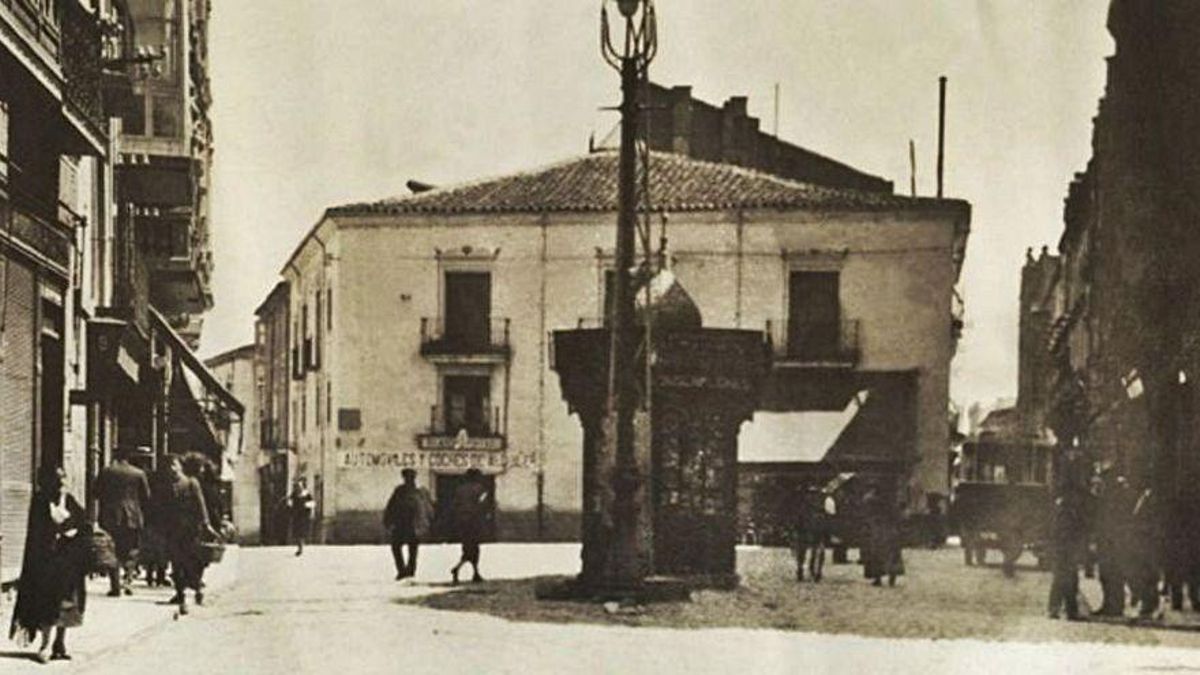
[4, 544, 1200, 674]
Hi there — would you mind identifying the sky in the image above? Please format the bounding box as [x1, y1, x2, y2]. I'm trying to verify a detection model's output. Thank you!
[201, 0, 1113, 409]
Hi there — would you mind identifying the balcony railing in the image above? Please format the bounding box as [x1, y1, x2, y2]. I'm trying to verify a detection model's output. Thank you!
[417, 405, 505, 451]
[766, 318, 861, 366]
[419, 316, 511, 358]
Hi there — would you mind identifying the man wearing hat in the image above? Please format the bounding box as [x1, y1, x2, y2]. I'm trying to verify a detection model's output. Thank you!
[96, 445, 152, 596]
[383, 468, 434, 580]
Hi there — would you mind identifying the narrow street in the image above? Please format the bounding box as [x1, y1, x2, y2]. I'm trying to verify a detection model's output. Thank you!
[0, 545, 1191, 674]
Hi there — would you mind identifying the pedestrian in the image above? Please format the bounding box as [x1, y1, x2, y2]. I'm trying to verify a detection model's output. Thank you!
[450, 468, 489, 585]
[383, 468, 434, 580]
[1047, 493, 1086, 620]
[1130, 486, 1163, 621]
[96, 445, 152, 597]
[861, 486, 903, 587]
[163, 455, 219, 615]
[1093, 472, 1135, 617]
[142, 461, 175, 587]
[8, 465, 91, 663]
[792, 486, 833, 582]
[289, 477, 315, 557]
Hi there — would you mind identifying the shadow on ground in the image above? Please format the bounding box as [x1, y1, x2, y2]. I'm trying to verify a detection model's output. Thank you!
[399, 546, 1200, 649]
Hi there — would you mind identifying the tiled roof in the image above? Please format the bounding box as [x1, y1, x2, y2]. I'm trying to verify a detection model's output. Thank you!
[326, 151, 968, 216]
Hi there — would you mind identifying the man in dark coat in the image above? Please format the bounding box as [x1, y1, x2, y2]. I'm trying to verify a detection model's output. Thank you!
[450, 469, 489, 584]
[383, 468, 434, 580]
[163, 455, 218, 615]
[1094, 472, 1135, 616]
[1130, 487, 1163, 620]
[96, 446, 151, 597]
[1047, 493, 1087, 620]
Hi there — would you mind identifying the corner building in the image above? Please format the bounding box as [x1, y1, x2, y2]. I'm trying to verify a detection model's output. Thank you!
[279, 150, 970, 543]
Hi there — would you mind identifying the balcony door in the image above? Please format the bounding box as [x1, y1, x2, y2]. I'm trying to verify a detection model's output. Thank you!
[788, 271, 840, 360]
[444, 375, 491, 436]
[444, 271, 491, 349]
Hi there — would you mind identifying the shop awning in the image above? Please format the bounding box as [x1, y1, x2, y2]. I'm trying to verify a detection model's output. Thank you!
[739, 392, 868, 463]
[151, 308, 244, 417]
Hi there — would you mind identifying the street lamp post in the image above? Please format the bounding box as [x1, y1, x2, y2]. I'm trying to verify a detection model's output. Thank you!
[600, 0, 657, 588]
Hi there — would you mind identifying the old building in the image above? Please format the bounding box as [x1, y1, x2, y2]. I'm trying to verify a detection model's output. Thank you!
[2, 0, 234, 584]
[205, 343, 257, 542]
[639, 82, 894, 193]
[1020, 2, 1200, 569]
[2, 0, 112, 583]
[253, 281, 291, 544]
[272, 148, 969, 544]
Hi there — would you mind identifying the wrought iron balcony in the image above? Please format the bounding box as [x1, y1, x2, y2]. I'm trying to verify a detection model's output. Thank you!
[419, 316, 511, 360]
[766, 318, 861, 366]
[416, 405, 505, 451]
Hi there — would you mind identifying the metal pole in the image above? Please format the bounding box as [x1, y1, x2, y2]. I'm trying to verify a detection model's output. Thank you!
[937, 76, 947, 199]
[606, 53, 642, 585]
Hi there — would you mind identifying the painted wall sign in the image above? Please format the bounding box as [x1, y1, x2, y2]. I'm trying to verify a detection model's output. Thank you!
[337, 450, 536, 473]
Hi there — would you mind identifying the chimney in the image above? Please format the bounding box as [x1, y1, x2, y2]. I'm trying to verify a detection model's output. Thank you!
[724, 96, 748, 118]
[670, 85, 693, 155]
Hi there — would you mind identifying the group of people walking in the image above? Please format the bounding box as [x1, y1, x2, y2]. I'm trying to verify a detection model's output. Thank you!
[382, 468, 490, 584]
[1049, 447, 1193, 622]
[791, 480, 905, 587]
[8, 449, 222, 663]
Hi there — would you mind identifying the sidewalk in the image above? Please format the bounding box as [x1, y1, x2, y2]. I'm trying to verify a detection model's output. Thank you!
[0, 546, 240, 672]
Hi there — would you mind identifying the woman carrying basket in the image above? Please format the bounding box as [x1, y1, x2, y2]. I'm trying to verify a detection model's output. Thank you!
[162, 455, 219, 615]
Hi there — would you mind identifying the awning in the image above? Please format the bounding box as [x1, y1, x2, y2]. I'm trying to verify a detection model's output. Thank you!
[150, 308, 244, 417]
[739, 391, 868, 463]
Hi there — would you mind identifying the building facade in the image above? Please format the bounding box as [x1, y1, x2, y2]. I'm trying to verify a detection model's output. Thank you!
[253, 281, 290, 544]
[205, 343, 257, 543]
[1, 0, 234, 585]
[273, 150, 969, 544]
[1020, 2, 1200, 572]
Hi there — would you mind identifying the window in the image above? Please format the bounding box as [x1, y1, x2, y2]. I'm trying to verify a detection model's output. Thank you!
[337, 408, 361, 431]
[442, 375, 491, 436]
[151, 96, 180, 139]
[313, 289, 322, 369]
[443, 271, 491, 348]
[326, 381, 332, 424]
[327, 288, 333, 332]
[787, 271, 841, 360]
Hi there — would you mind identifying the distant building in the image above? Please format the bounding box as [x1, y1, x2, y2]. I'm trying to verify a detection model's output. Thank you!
[269, 148, 969, 543]
[206, 344, 258, 543]
[254, 281, 292, 544]
[637, 83, 894, 193]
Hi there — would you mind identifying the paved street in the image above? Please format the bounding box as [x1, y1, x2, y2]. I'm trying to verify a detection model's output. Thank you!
[0, 544, 1197, 674]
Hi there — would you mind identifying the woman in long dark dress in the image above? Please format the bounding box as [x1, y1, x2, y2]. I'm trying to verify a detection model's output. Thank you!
[9, 465, 91, 663]
[862, 486, 904, 587]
